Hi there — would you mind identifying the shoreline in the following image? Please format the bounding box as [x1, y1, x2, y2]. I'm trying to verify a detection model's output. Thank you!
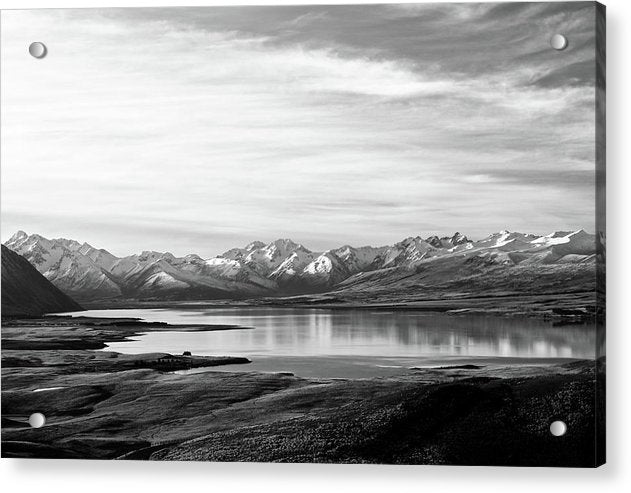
[47, 311, 596, 379]
[3, 315, 590, 374]
[1, 315, 253, 352]
[1, 315, 604, 465]
[77, 291, 601, 323]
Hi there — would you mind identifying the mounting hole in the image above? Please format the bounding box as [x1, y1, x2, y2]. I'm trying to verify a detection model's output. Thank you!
[550, 420, 567, 436]
[29, 412, 46, 428]
[550, 34, 568, 51]
[29, 42, 47, 59]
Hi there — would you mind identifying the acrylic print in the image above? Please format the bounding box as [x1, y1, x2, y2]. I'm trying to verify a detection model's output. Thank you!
[1, 2, 605, 466]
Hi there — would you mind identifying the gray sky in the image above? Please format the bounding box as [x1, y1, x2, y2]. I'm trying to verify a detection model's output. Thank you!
[1, 3, 597, 257]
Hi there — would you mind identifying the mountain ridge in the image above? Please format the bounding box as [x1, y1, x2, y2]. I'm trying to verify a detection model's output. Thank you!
[4, 229, 599, 302]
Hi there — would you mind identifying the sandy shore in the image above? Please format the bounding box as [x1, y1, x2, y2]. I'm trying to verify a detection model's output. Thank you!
[1, 316, 604, 466]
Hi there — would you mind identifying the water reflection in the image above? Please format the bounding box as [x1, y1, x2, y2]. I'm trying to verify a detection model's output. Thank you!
[75, 307, 596, 360]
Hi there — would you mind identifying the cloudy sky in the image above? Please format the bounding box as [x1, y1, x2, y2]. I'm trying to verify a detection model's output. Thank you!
[1, 3, 597, 257]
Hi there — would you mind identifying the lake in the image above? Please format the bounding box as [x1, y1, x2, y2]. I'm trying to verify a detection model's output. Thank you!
[63, 307, 596, 378]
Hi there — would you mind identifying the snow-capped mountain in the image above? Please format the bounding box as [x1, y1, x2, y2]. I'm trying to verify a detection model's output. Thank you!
[380, 236, 440, 268]
[425, 232, 470, 250]
[221, 241, 265, 261]
[333, 229, 599, 303]
[3, 229, 599, 302]
[243, 239, 310, 276]
[4, 231, 122, 299]
[269, 249, 318, 283]
[472, 230, 538, 251]
[3, 232, 275, 300]
[300, 251, 351, 288]
[332, 245, 388, 272]
[290, 245, 389, 290]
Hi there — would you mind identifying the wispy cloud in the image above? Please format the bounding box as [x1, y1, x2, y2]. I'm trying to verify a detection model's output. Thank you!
[0, 4, 597, 256]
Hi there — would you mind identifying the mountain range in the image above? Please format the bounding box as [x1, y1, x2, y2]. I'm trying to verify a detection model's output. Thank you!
[1, 244, 83, 316]
[3, 229, 599, 303]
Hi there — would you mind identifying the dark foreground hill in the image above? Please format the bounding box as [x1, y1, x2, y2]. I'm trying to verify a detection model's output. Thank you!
[1, 245, 83, 317]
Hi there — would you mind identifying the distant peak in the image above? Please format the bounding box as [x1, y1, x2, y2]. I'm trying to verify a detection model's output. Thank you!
[545, 230, 573, 239]
[401, 236, 418, 244]
[450, 232, 469, 245]
[53, 236, 81, 244]
[139, 250, 163, 258]
[272, 238, 297, 246]
[268, 238, 304, 251]
[564, 229, 592, 240]
[7, 230, 28, 243]
[245, 241, 265, 251]
[425, 235, 443, 248]
[335, 244, 354, 252]
[52, 237, 84, 252]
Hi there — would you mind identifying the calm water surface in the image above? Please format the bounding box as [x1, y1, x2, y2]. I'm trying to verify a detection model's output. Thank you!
[66, 307, 596, 377]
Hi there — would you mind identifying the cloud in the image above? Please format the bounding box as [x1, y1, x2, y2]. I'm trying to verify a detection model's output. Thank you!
[0, 5, 597, 256]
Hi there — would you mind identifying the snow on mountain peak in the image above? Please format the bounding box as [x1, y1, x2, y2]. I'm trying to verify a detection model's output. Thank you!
[304, 253, 333, 275]
[3, 228, 597, 301]
[269, 248, 318, 280]
[7, 230, 28, 244]
[245, 241, 265, 251]
[494, 231, 513, 247]
[6, 231, 46, 249]
[269, 238, 302, 251]
[448, 232, 469, 245]
[425, 232, 470, 249]
[242, 238, 310, 275]
[530, 230, 594, 255]
[531, 230, 577, 246]
[185, 253, 204, 261]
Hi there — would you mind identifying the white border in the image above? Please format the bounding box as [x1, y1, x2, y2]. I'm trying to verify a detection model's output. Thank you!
[1, 1, 629, 492]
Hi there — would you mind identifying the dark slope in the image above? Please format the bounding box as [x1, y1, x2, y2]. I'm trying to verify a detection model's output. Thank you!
[1, 245, 83, 317]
